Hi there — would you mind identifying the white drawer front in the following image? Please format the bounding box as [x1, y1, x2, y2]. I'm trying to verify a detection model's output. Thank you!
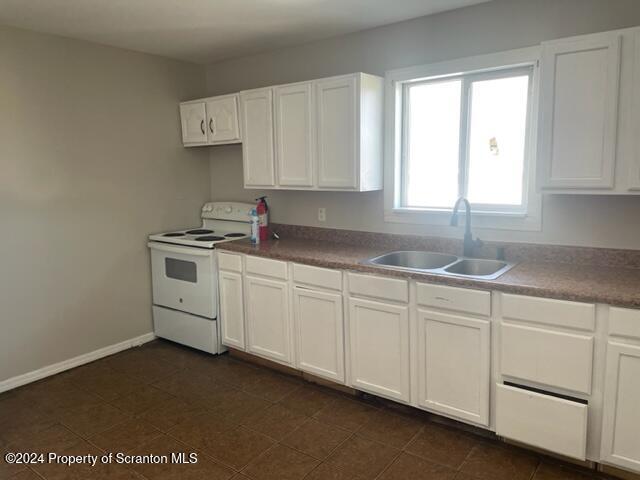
[501, 323, 594, 394]
[496, 384, 588, 460]
[502, 294, 595, 331]
[218, 251, 243, 272]
[348, 272, 408, 303]
[609, 307, 640, 340]
[245, 255, 288, 280]
[153, 306, 218, 354]
[417, 283, 490, 317]
[293, 263, 342, 291]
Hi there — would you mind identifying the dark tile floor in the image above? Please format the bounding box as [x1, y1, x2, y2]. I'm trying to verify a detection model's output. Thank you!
[0, 340, 612, 480]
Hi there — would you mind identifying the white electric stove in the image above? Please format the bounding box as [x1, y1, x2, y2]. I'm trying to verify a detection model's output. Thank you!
[147, 201, 254, 354]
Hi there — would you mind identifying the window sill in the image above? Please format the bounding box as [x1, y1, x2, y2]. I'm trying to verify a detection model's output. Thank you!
[385, 207, 542, 232]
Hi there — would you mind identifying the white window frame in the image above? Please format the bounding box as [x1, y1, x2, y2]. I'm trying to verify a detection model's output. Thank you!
[384, 47, 542, 232]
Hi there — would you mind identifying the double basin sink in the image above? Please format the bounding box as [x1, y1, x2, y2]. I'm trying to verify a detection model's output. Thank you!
[362, 250, 514, 280]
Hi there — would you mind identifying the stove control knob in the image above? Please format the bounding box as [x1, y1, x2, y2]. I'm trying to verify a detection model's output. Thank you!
[225, 206, 232, 214]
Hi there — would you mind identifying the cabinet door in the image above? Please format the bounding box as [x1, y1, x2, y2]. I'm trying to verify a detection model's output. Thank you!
[218, 270, 245, 350]
[293, 287, 344, 383]
[417, 309, 490, 426]
[348, 297, 410, 402]
[630, 30, 640, 191]
[539, 32, 621, 189]
[316, 75, 358, 189]
[240, 88, 276, 187]
[601, 341, 640, 472]
[179, 102, 207, 145]
[275, 83, 314, 187]
[245, 275, 291, 364]
[206, 96, 240, 144]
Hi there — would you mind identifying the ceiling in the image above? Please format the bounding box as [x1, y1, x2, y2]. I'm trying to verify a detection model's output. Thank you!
[0, 0, 492, 64]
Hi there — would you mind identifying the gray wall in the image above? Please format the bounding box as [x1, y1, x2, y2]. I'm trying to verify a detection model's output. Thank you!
[206, 0, 640, 249]
[0, 26, 210, 382]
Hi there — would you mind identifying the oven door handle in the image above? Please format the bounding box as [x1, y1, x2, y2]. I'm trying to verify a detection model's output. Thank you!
[147, 242, 213, 257]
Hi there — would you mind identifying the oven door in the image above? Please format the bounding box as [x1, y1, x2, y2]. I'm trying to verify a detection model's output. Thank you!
[148, 242, 217, 319]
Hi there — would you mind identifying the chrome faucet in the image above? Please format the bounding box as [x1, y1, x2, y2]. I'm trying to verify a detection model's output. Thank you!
[450, 197, 483, 257]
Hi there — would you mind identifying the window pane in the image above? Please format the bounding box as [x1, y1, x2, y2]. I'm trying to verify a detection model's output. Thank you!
[405, 80, 461, 209]
[467, 74, 530, 207]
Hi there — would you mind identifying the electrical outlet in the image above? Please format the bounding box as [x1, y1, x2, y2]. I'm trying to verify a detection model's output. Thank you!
[318, 207, 326, 222]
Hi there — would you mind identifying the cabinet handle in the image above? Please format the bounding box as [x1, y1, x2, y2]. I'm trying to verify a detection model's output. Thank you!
[200, 120, 205, 134]
[209, 118, 214, 134]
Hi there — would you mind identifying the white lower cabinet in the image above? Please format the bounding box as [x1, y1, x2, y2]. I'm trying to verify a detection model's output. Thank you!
[496, 384, 588, 460]
[215, 253, 640, 471]
[600, 341, 640, 472]
[417, 309, 490, 426]
[293, 287, 345, 383]
[348, 297, 410, 402]
[219, 270, 246, 350]
[244, 275, 292, 365]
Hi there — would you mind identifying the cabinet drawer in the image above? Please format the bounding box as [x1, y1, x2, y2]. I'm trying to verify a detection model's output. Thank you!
[501, 323, 594, 394]
[293, 263, 342, 291]
[245, 255, 288, 280]
[218, 251, 243, 272]
[609, 307, 640, 340]
[496, 384, 588, 460]
[502, 294, 595, 331]
[417, 283, 490, 317]
[348, 273, 408, 303]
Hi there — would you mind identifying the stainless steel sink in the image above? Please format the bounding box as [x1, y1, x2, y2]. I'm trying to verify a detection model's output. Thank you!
[443, 258, 513, 280]
[362, 251, 514, 280]
[366, 251, 459, 270]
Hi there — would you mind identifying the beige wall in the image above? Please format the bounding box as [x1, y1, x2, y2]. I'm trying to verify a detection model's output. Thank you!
[0, 26, 210, 382]
[206, 0, 640, 250]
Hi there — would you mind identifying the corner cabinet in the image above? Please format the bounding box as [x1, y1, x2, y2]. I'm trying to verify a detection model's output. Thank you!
[538, 26, 640, 194]
[240, 73, 383, 191]
[180, 94, 241, 147]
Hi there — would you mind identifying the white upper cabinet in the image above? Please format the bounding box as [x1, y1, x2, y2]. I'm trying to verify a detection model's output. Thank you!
[179, 102, 208, 145]
[240, 72, 383, 191]
[538, 31, 621, 190]
[274, 82, 315, 187]
[206, 95, 241, 144]
[240, 88, 276, 187]
[180, 94, 240, 146]
[316, 75, 358, 189]
[538, 27, 640, 194]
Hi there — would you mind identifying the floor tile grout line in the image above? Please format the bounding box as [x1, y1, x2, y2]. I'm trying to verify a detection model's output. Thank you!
[399, 423, 426, 453]
[238, 441, 282, 477]
[457, 441, 481, 474]
[530, 460, 542, 480]
[372, 447, 403, 480]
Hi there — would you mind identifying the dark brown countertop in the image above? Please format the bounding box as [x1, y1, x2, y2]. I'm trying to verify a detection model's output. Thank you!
[219, 238, 640, 309]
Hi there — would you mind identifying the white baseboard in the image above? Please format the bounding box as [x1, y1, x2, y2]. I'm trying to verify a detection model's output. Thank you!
[0, 332, 156, 393]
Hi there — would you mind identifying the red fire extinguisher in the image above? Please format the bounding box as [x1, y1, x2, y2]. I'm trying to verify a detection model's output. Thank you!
[256, 196, 269, 242]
